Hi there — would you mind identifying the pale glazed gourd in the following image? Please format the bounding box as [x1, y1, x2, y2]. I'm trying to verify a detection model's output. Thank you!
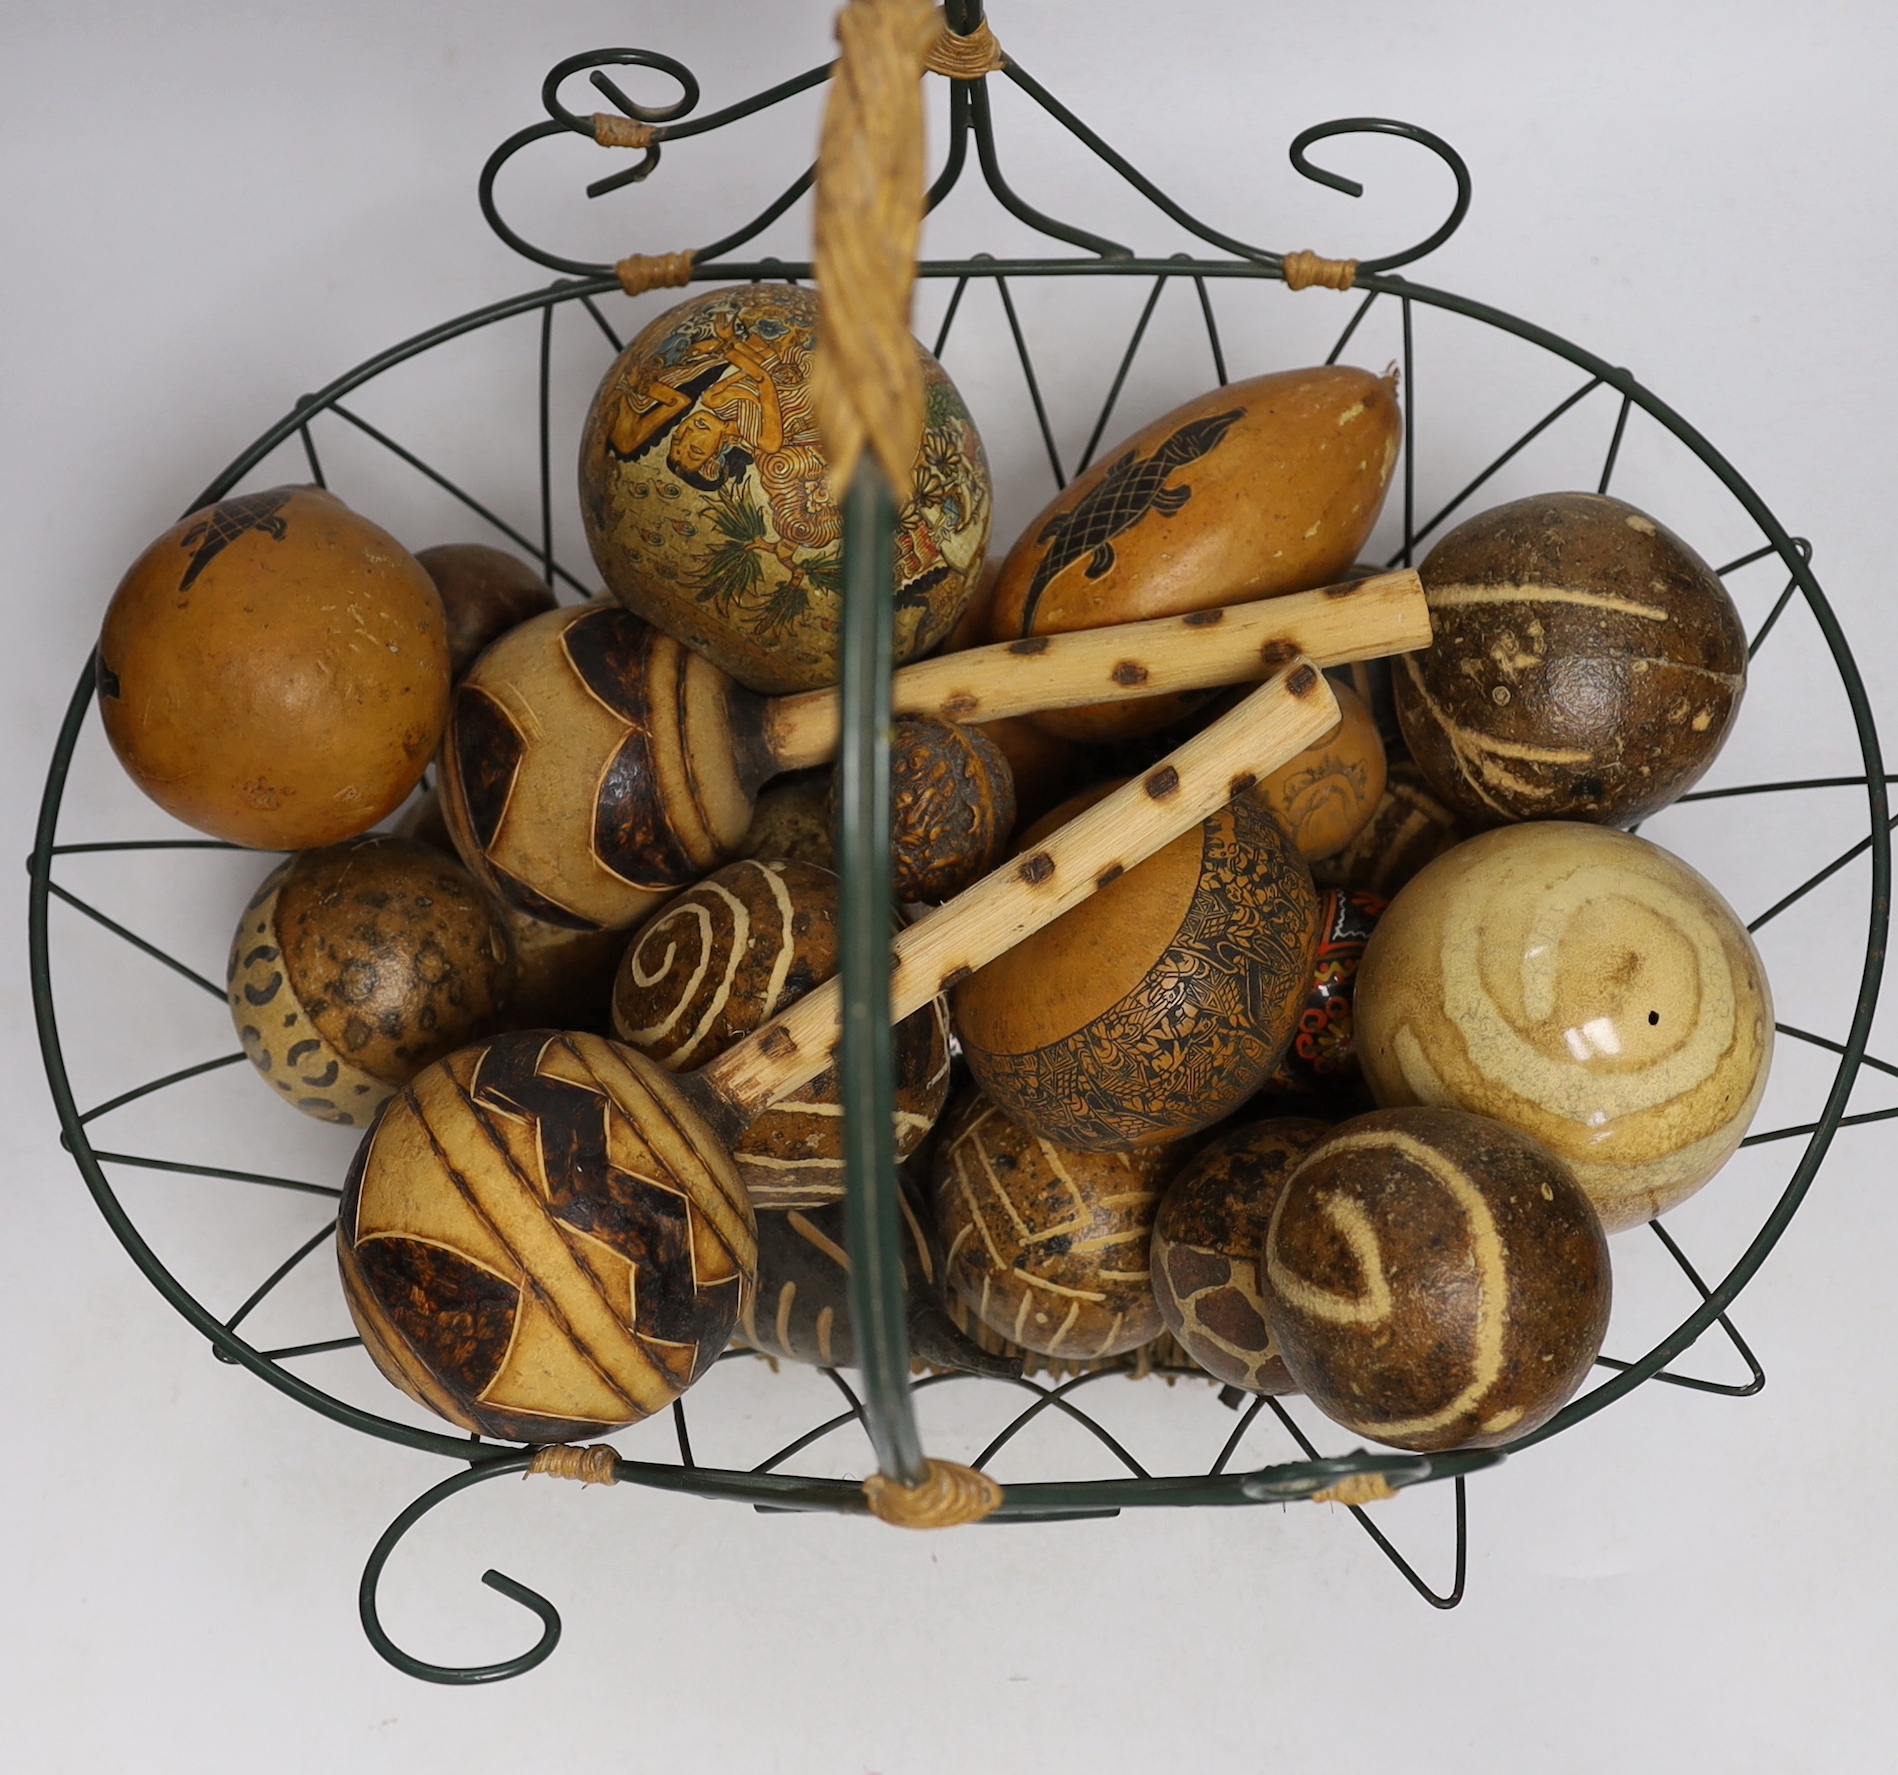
[1353, 822, 1772, 1231]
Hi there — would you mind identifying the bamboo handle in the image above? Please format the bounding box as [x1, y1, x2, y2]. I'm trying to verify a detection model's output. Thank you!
[761, 569, 1426, 771]
[698, 658, 1340, 1126]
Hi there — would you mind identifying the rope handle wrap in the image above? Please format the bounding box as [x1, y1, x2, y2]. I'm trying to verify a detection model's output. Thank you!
[528, 1443, 621, 1486]
[1282, 249, 1358, 292]
[864, 1457, 1004, 1526]
[1310, 1471, 1395, 1506]
[924, 10, 1007, 78]
[592, 113, 656, 149]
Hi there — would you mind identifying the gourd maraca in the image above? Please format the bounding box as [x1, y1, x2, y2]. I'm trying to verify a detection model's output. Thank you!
[228, 835, 512, 1126]
[934, 1089, 1181, 1361]
[439, 570, 1429, 930]
[953, 785, 1321, 1153]
[611, 859, 951, 1207]
[1151, 1117, 1330, 1393]
[990, 365, 1403, 742]
[1395, 492, 1747, 827]
[416, 542, 557, 679]
[579, 283, 991, 695]
[1263, 887, 1386, 1094]
[737, 772, 834, 870]
[1263, 1106, 1611, 1451]
[340, 660, 1343, 1438]
[1353, 821, 1772, 1232]
[98, 485, 449, 848]
[1311, 758, 1468, 898]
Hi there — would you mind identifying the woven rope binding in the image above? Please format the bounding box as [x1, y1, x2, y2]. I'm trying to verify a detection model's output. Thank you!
[863, 1457, 1004, 1527]
[924, 11, 1007, 78]
[616, 250, 696, 297]
[1309, 1471, 1396, 1506]
[528, 1443, 621, 1486]
[1281, 249, 1358, 292]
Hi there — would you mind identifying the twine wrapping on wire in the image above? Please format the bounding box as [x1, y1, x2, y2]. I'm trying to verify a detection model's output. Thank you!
[1310, 1471, 1396, 1506]
[1281, 249, 1359, 292]
[863, 1457, 1004, 1527]
[528, 1444, 621, 1486]
[812, 0, 940, 501]
[592, 113, 657, 149]
[616, 250, 696, 297]
[924, 10, 1007, 78]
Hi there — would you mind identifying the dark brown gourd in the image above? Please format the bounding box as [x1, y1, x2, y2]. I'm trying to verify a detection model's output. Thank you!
[416, 542, 558, 680]
[1395, 492, 1746, 827]
[1151, 1117, 1330, 1393]
[1263, 1106, 1611, 1451]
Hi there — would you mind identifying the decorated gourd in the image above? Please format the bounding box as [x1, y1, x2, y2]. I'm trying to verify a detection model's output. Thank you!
[611, 860, 950, 1208]
[738, 1187, 1016, 1376]
[438, 574, 1428, 929]
[990, 366, 1403, 741]
[1265, 887, 1385, 1093]
[833, 718, 1015, 903]
[737, 772, 834, 869]
[1249, 679, 1387, 860]
[98, 485, 449, 848]
[1151, 1117, 1329, 1393]
[934, 1090, 1179, 1360]
[416, 542, 557, 679]
[338, 663, 1343, 1436]
[1263, 1106, 1611, 1451]
[1395, 492, 1746, 827]
[1311, 758, 1468, 898]
[953, 788, 1321, 1151]
[227, 835, 510, 1126]
[579, 284, 992, 694]
[1354, 822, 1772, 1230]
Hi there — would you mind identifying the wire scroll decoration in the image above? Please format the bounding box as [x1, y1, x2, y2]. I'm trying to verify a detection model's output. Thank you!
[28, 0, 1889, 1684]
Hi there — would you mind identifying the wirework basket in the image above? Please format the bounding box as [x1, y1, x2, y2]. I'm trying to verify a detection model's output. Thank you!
[29, 0, 1890, 1683]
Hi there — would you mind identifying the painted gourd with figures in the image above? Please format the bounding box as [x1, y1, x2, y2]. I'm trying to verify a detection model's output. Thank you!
[1263, 1106, 1611, 1451]
[1353, 821, 1773, 1232]
[580, 284, 992, 695]
[338, 1030, 755, 1443]
[1151, 1117, 1329, 1394]
[1264, 887, 1385, 1094]
[611, 860, 951, 1208]
[227, 835, 512, 1126]
[990, 365, 1401, 741]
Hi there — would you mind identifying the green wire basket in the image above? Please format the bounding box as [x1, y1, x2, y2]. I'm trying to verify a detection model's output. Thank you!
[29, 0, 1890, 1683]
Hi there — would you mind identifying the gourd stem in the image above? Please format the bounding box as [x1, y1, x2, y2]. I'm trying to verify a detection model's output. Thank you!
[838, 459, 928, 1487]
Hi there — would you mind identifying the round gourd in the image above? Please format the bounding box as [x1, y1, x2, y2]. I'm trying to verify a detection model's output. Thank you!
[227, 835, 511, 1126]
[1249, 680, 1386, 860]
[737, 772, 834, 869]
[1151, 1117, 1328, 1393]
[338, 1030, 755, 1442]
[992, 365, 1401, 741]
[580, 284, 992, 694]
[415, 542, 557, 679]
[1263, 1106, 1611, 1451]
[496, 908, 625, 1035]
[611, 860, 951, 1208]
[98, 485, 449, 848]
[831, 717, 1015, 903]
[1264, 887, 1385, 1094]
[954, 790, 1320, 1150]
[1311, 758, 1467, 898]
[1395, 492, 1747, 827]
[1354, 822, 1772, 1231]
[933, 1089, 1179, 1360]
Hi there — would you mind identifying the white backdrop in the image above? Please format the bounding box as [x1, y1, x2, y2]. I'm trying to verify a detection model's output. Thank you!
[5, 3, 1897, 1769]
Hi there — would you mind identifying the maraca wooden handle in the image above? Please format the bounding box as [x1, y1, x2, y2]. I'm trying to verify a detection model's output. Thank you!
[762, 569, 1425, 771]
[694, 659, 1340, 1130]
